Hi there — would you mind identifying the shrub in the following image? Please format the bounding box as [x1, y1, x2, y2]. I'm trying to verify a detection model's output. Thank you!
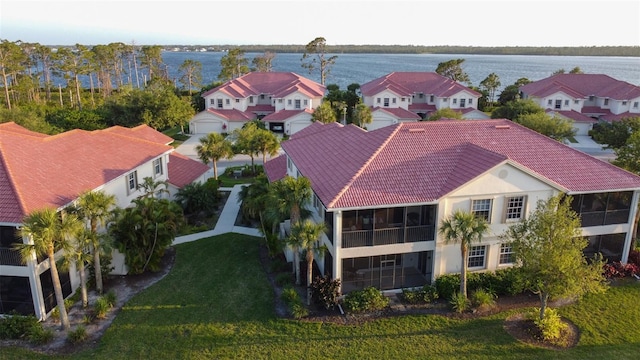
[342, 287, 389, 314]
[275, 272, 293, 286]
[449, 292, 470, 313]
[67, 326, 88, 344]
[280, 286, 308, 319]
[311, 275, 341, 309]
[401, 285, 438, 304]
[104, 290, 117, 308]
[493, 267, 528, 296]
[94, 297, 110, 319]
[603, 261, 640, 279]
[435, 274, 460, 300]
[529, 308, 568, 344]
[401, 288, 422, 304]
[0, 313, 40, 339]
[27, 324, 54, 345]
[628, 249, 640, 267]
[471, 288, 496, 309]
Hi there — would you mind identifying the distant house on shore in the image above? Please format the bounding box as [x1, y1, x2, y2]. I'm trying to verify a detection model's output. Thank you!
[189, 72, 326, 136]
[359, 72, 488, 130]
[519, 74, 640, 135]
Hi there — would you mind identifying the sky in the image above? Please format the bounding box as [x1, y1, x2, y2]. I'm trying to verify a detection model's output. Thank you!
[1, 0, 639, 47]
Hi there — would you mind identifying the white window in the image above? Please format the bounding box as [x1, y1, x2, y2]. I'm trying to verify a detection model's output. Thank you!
[235, 99, 240, 103]
[564, 100, 569, 106]
[249, 96, 254, 103]
[295, 99, 301, 109]
[453, 99, 458, 104]
[604, 99, 609, 106]
[384, 98, 389, 106]
[499, 243, 515, 264]
[377, 98, 381, 104]
[126, 171, 138, 194]
[555, 99, 562, 109]
[634, 102, 639, 108]
[418, 93, 424, 98]
[304, 99, 308, 106]
[622, 101, 627, 105]
[392, 98, 396, 104]
[209, 99, 215, 105]
[287, 156, 292, 171]
[153, 158, 163, 177]
[468, 98, 473, 104]
[468, 245, 486, 268]
[429, 95, 433, 102]
[504, 196, 525, 222]
[278, 99, 283, 103]
[260, 94, 265, 99]
[548, 99, 553, 105]
[471, 199, 492, 222]
[460, 98, 466, 107]
[217, 99, 223, 108]
[288, 99, 292, 105]
[574, 100, 580, 104]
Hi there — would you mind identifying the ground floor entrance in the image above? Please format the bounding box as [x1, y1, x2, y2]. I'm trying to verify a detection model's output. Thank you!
[341, 251, 433, 293]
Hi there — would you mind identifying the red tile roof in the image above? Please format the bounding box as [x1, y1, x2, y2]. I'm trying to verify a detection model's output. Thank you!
[264, 154, 287, 182]
[361, 72, 481, 98]
[520, 74, 640, 100]
[102, 124, 174, 145]
[202, 72, 326, 99]
[276, 120, 640, 210]
[547, 110, 597, 123]
[263, 109, 312, 121]
[372, 107, 421, 120]
[167, 153, 210, 188]
[0, 124, 173, 223]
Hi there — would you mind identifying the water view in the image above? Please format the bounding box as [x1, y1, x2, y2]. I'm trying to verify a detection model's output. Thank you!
[161, 52, 640, 92]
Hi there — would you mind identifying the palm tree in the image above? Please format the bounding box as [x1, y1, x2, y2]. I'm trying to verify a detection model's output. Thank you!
[16, 208, 83, 330]
[196, 132, 234, 180]
[76, 190, 117, 295]
[288, 219, 327, 304]
[270, 175, 313, 281]
[438, 209, 489, 299]
[61, 228, 93, 308]
[270, 176, 312, 225]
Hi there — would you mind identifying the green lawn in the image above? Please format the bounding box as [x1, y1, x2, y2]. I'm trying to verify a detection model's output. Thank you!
[5, 234, 640, 359]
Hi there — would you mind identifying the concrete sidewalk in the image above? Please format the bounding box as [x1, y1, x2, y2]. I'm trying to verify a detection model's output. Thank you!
[172, 184, 262, 245]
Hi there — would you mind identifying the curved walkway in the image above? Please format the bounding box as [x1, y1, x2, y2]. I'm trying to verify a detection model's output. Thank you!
[172, 184, 262, 245]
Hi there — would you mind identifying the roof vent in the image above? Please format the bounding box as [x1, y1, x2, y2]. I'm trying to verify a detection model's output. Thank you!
[495, 125, 511, 129]
[408, 128, 426, 133]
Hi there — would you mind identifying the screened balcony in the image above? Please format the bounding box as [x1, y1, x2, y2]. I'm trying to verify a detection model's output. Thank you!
[341, 205, 436, 248]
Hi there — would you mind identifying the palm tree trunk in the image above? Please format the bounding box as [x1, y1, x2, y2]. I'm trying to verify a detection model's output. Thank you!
[460, 244, 468, 299]
[306, 249, 313, 306]
[79, 261, 88, 308]
[213, 158, 218, 180]
[48, 247, 70, 330]
[92, 222, 103, 294]
[294, 248, 301, 285]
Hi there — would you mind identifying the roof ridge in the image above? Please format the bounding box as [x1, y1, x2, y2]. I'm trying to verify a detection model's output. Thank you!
[328, 124, 402, 208]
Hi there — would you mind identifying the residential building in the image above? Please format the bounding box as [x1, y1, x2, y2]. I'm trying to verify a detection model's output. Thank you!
[189, 72, 326, 135]
[519, 74, 640, 135]
[265, 119, 640, 294]
[359, 72, 488, 130]
[0, 123, 208, 320]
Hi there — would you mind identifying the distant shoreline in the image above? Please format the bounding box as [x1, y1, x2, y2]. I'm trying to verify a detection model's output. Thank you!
[46, 44, 640, 57]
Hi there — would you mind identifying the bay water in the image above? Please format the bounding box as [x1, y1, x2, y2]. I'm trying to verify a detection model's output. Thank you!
[161, 52, 640, 92]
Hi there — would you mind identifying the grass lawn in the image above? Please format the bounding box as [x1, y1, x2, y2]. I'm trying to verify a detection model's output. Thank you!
[162, 126, 190, 148]
[218, 166, 262, 187]
[5, 234, 640, 359]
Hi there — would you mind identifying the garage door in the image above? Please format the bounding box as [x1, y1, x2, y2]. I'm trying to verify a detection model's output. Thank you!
[290, 121, 310, 135]
[193, 121, 224, 134]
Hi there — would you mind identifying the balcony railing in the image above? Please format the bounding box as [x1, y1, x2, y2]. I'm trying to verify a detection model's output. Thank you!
[0, 247, 24, 266]
[342, 225, 435, 248]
